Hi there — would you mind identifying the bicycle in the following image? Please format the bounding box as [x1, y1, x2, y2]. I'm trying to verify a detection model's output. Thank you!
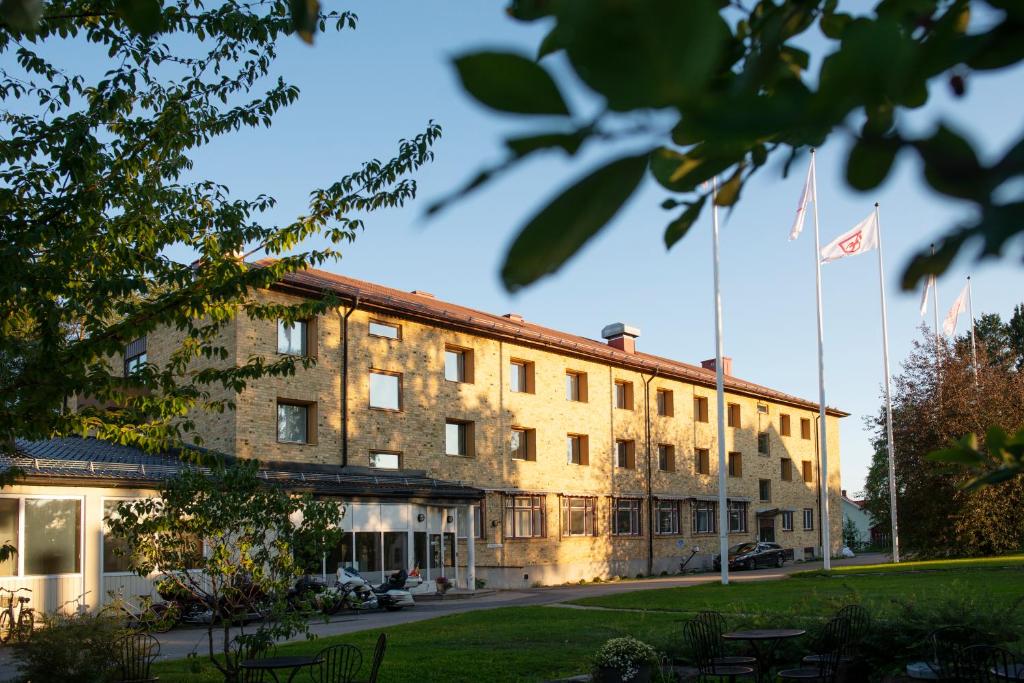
[0, 587, 34, 644]
[99, 591, 178, 633]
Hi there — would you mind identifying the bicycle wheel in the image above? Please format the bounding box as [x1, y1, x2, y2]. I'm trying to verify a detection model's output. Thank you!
[15, 609, 33, 642]
[0, 609, 12, 644]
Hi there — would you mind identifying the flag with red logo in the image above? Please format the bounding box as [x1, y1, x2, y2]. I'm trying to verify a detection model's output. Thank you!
[820, 212, 879, 264]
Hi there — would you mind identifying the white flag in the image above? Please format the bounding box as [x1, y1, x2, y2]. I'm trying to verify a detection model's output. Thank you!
[919, 275, 935, 317]
[943, 282, 969, 336]
[789, 155, 816, 241]
[820, 211, 879, 263]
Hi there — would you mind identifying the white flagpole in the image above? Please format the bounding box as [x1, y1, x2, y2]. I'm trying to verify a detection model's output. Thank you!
[875, 203, 900, 563]
[809, 150, 831, 569]
[711, 176, 729, 586]
[931, 245, 940, 351]
[967, 276, 978, 378]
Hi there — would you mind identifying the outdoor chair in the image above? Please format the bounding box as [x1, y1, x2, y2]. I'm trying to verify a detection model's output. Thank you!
[928, 626, 990, 681]
[694, 610, 759, 670]
[959, 644, 1024, 682]
[365, 633, 388, 683]
[802, 604, 871, 668]
[311, 643, 362, 683]
[777, 616, 851, 683]
[684, 618, 756, 682]
[114, 632, 160, 683]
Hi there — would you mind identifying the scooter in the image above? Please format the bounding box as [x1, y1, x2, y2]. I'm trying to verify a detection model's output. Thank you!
[337, 566, 415, 611]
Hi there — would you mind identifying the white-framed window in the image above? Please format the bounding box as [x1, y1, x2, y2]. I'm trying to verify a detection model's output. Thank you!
[729, 501, 748, 533]
[369, 451, 401, 470]
[456, 506, 484, 540]
[614, 381, 634, 410]
[102, 498, 134, 573]
[277, 401, 313, 444]
[654, 499, 681, 535]
[566, 371, 587, 402]
[567, 434, 588, 466]
[510, 360, 534, 393]
[511, 427, 536, 462]
[782, 510, 794, 532]
[803, 508, 814, 530]
[615, 440, 635, 469]
[277, 319, 308, 355]
[611, 498, 641, 536]
[692, 500, 717, 534]
[123, 337, 147, 376]
[560, 497, 597, 537]
[369, 371, 401, 410]
[504, 495, 545, 539]
[368, 320, 400, 339]
[0, 496, 84, 577]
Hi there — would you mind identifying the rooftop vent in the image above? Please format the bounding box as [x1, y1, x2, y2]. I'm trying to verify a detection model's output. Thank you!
[503, 313, 524, 322]
[410, 290, 435, 298]
[701, 357, 733, 376]
[601, 322, 640, 354]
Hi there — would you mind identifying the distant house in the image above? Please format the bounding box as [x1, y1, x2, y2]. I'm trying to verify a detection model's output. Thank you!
[841, 489, 875, 549]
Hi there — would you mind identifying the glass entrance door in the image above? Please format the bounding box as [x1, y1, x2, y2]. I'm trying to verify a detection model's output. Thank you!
[758, 516, 776, 542]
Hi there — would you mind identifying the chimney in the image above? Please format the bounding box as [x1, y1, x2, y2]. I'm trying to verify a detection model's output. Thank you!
[701, 357, 733, 376]
[503, 313, 524, 322]
[842, 489, 848, 498]
[601, 323, 641, 354]
[410, 290, 435, 298]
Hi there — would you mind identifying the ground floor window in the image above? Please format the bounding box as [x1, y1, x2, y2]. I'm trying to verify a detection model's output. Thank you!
[504, 495, 545, 539]
[803, 508, 814, 530]
[560, 497, 596, 537]
[102, 500, 132, 573]
[611, 498, 641, 536]
[692, 500, 717, 534]
[728, 501, 748, 534]
[456, 505, 484, 540]
[429, 533, 455, 569]
[782, 510, 794, 531]
[654, 500, 681, 535]
[0, 497, 82, 576]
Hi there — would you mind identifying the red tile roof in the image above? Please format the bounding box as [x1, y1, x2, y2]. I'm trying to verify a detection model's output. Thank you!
[262, 262, 848, 417]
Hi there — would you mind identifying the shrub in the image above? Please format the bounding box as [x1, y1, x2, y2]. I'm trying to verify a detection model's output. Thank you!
[14, 611, 126, 682]
[592, 636, 660, 682]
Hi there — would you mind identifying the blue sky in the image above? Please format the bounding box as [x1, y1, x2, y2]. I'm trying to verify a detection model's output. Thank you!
[117, 2, 1024, 492]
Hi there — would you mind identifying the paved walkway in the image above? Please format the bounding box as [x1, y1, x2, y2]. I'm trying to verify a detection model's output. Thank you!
[0, 553, 885, 679]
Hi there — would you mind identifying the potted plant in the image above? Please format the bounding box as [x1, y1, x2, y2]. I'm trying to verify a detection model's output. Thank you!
[592, 636, 659, 683]
[435, 576, 452, 594]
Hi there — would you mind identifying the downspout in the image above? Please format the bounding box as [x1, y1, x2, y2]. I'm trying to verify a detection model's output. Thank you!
[340, 298, 359, 468]
[642, 370, 659, 576]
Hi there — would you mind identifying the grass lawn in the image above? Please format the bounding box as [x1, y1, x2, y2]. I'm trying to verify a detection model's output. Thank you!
[789, 554, 1024, 577]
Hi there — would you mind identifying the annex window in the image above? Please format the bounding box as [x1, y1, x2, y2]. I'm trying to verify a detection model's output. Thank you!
[456, 505, 484, 540]
[277, 400, 315, 444]
[782, 510, 794, 532]
[510, 427, 537, 462]
[802, 460, 814, 483]
[25, 498, 82, 575]
[369, 451, 401, 470]
[781, 458, 793, 481]
[658, 444, 675, 472]
[614, 380, 634, 410]
[758, 432, 770, 456]
[801, 417, 812, 440]
[654, 499, 681, 535]
[504, 495, 546, 539]
[759, 479, 771, 502]
[803, 508, 814, 530]
[103, 500, 133, 573]
[445, 420, 474, 457]
[727, 403, 741, 428]
[694, 396, 709, 423]
[695, 448, 711, 475]
[444, 346, 474, 383]
[728, 451, 743, 477]
[780, 414, 792, 437]
[565, 371, 588, 402]
[757, 403, 769, 414]
[369, 371, 401, 411]
[656, 389, 674, 417]
[368, 320, 400, 340]
[0, 499, 17, 576]
[509, 360, 535, 394]
[123, 337, 147, 376]
[561, 497, 597, 537]
[611, 499, 641, 536]
[567, 434, 589, 466]
[728, 501, 748, 534]
[692, 500, 717, 534]
[277, 319, 313, 356]
[615, 439, 636, 469]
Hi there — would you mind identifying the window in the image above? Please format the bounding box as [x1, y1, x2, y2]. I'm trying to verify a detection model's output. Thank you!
[801, 417, 812, 440]
[123, 337, 147, 376]
[728, 451, 742, 477]
[654, 500, 681, 535]
[355, 531, 381, 572]
[445, 420, 474, 457]
[565, 371, 588, 402]
[509, 360, 534, 393]
[780, 414, 792, 437]
[277, 401, 314, 444]
[369, 371, 401, 410]
[0, 499, 17, 576]
[612, 499, 641, 536]
[614, 381, 634, 410]
[727, 403, 740, 427]
[782, 511, 794, 532]
[277, 319, 309, 356]
[369, 320, 400, 339]
[567, 434, 589, 466]
[695, 448, 711, 475]
[561, 497, 597, 537]
[656, 389, 674, 417]
[758, 432, 770, 456]
[692, 500, 717, 534]
[369, 451, 401, 470]
[803, 508, 814, 530]
[510, 428, 536, 461]
[658, 444, 675, 472]
[444, 346, 473, 383]
[103, 500, 133, 573]
[728, 501, 748, 533]
[615, 440, 636, 469]
[802, 460, 814, 483]
[25, 498, 81, 575]
[504, 495, 545, 538]
[759, 479, 771, 502]
[757, 403, 769, 414]
[694, 396, 709, 423]
[781, 458, 793, 481]
[457, 506, 484, 540]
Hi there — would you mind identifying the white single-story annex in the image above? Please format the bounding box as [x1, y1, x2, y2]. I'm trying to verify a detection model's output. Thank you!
[0, 438, 484, 614]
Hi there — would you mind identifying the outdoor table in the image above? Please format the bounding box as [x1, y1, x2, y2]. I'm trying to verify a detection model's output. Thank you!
[722, 628, 806, 683]
[992, 662, 1024, 680]
[240, 655, 322, 683]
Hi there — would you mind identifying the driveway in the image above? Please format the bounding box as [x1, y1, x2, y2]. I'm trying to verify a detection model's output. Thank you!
[0, 553, 885, 678]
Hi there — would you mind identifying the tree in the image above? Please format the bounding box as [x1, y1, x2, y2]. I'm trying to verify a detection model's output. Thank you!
[435, 0, 1024, 293]
[842, 516, 863, 550]
[106, 459, 344, 683]
[863, 331, 1024, 556]
[0, 2, 441, 452]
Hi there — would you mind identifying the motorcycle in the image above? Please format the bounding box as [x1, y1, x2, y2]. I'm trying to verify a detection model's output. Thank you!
[336, 566, 415, 611]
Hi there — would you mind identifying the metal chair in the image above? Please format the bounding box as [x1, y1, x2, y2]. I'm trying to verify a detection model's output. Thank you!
[114, 632, 160, 683]
[778, 616, 850, 683]
[960, 644, 1024, 682]
[684, 618, 756, 682]
[929, 626, 990, 681]
[802, 604, 871, 667]
[694, 611, 758, 669]
[311, 643, 362, 683]
[366, 633, 388, 683]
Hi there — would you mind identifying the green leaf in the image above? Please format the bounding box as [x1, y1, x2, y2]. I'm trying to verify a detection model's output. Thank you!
[506, 131, 586, 158]
[116, 0, 163, 35]
[900, 233, 966, 290]
[664, 195, 707, 249]
[289, 0, 320, 44]
[0, 0, 43, 32]
[538, 24, 568, 59]
[913, 125, 987, 201]
[819, 12, 851, 39]
[455, 52, 570, 116]
[650, 146, 735, 193]
[846, 136, 899, 191]
[714, 166, 744, 207]
[927, 447, 983, 466]
[501, 152, 650, 290]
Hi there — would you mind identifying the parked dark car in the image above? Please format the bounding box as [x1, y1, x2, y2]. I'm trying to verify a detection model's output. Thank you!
[713, 542, 786, 570]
